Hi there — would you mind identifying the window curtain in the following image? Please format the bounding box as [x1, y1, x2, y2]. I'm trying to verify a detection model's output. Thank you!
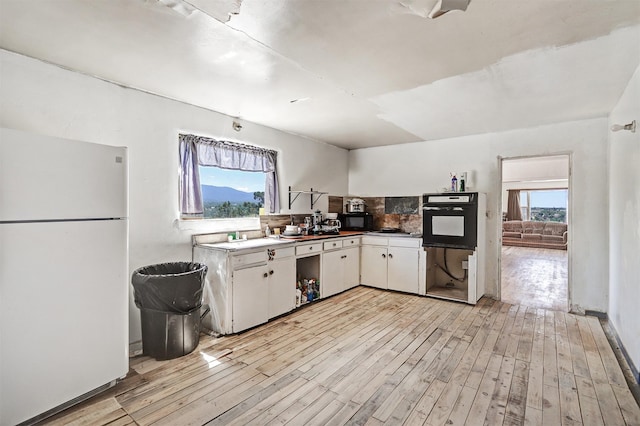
[178, 134, 280, 215]
[506, 189, 523, 221]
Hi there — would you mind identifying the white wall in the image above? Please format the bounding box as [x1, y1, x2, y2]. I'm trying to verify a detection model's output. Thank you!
[608, 65, 640, 378]
[502, 155, 569, 182]
[0, 50, 349, 343]
[349, 118, 609, 313]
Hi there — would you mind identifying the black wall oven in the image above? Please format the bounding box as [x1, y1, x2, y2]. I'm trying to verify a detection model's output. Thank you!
[338, 213, 374, 231]
[422, 193, 479, 250]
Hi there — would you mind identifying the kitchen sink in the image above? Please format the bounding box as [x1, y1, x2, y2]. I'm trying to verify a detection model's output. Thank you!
[202, 237, 293, 251]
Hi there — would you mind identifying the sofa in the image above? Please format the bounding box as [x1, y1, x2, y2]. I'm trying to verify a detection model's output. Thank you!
[502, 220, 567, 250]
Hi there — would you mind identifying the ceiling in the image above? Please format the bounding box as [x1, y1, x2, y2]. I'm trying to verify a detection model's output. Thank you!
[1, 0, 639, 150]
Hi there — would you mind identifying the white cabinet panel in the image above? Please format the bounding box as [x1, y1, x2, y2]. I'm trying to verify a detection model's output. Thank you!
[232, 266, 268, 333]
[342, 247, 360, 290]
[387, 247, 420, 294]
[361, 236, 388, 246]
[361, 245, 388, 289]
[268, 257, 296, 319]
[296, 243, 322, 256]
[323, 240, 343, 251]
[361, 236, 423, 294]
[321, 249, 343, 298]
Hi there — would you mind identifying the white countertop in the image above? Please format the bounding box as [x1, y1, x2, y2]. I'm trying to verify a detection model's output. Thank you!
[199, 237, 294, 251]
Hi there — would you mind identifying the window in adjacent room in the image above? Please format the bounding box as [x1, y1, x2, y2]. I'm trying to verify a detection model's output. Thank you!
[519, 189, 567, 223]
[178, 134, 279, 219]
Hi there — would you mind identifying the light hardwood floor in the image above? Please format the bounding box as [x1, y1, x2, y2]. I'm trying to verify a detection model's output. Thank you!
[44, 287, 639, 425]
[501, 246, 568, 312]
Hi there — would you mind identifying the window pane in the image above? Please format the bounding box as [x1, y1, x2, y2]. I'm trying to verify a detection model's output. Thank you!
[529, 189, 567, 223]
[519, 191, 528, 206]
[199, 166, 265, 219]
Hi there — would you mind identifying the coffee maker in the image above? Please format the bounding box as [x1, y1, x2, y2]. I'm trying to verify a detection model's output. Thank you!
[311, 210, 323, 233]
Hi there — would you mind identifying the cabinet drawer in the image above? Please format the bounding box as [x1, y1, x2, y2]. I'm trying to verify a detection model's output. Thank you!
[296, 243, 322, 256]
[342, 237, 360, 247]
[270, 246, 295, 258]
[231, 250, 268, 268]
[361, 236, 388, 246]
[389, 238, 421, 248]
[323, 240, 343, 251]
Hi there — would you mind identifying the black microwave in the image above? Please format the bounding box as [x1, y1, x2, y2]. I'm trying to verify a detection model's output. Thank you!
[338, 213, 374, 231]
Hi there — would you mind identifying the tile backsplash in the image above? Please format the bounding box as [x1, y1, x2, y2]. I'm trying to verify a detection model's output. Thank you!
[356, 195, 423, 234]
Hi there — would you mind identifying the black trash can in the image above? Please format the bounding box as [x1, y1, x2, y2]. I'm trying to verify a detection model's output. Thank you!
[132, 262, 208, 360]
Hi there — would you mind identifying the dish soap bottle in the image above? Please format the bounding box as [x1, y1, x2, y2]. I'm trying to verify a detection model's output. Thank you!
[265, 225, 271, 236]
[451, 174, 458, 192]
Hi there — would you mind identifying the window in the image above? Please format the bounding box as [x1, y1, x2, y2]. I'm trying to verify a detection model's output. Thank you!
[519, 189, 567, 223]
[198, 166, 265, 219]
[178, 134, 279, 219]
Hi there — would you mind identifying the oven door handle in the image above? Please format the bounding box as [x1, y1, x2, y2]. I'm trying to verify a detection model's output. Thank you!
[423, 206, 465, 211]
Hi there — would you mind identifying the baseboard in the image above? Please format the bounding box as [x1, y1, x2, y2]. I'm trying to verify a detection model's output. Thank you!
[129, 341, 143, 358]
[585, 309, 608, 319]
[614, 332, 640, 386]
[603, 320, 640, 387]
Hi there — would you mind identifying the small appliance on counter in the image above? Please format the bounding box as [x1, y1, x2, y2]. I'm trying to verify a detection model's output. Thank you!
[338, 212, 374, 231]
[322, 218, 341, 234]
[302, 210, 341, 235]
[346, 198, 366, 213]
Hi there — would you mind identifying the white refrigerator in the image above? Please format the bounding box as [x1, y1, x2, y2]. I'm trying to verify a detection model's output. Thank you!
[0, 128, 129, 425]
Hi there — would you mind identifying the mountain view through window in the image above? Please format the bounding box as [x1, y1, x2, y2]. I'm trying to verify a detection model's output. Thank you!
[199, 166, 265, 218]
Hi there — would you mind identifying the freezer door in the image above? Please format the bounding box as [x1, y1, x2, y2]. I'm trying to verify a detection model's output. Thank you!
[0, 128, 127, 221]
[0, 219, 128, 425]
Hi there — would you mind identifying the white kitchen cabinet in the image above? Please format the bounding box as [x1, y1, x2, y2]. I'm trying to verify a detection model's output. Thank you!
[193, 242, 296, 334]
[232, 264, 269, 333]
[360, 245, 389, 289]
[387, 246, 420, 294]
[342, 246, 360, 290]
[321, 249, 343, 297]
[360, 236, 425, 295]
[232, 255, 296, 332]
[321, 237, 361, 297]
[267, 255, 296, 319]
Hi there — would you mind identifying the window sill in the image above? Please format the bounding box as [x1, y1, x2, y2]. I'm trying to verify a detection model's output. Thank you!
[176, 217, 260, 233]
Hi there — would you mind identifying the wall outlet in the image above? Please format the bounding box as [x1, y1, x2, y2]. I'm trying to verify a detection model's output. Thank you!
[462, 260, 468, 269]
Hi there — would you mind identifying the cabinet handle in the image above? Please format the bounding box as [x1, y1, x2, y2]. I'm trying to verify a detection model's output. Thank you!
[341, 255, 347, 259]
[389, 253, 393, 259]
[269, 270, 274, 275]
[263, 272, 268, 278]
[382, 254, 386, 258]
[309, 246, 313, 250]
[333, 243, 337, 247]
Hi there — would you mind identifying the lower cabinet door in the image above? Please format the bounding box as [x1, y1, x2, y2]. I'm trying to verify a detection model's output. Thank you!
[387, 247, 419, 294]
[361, 245, 388, 289]
[268, 257, 296, 319]
[342, 246, 360, 290]
[321, 250, 343, 298]
[232, 265, 269, 333]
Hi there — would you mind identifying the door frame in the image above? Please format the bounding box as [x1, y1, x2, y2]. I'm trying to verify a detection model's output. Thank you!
[496, 153, 573, 311]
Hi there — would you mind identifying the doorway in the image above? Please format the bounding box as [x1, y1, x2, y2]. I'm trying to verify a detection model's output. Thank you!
[499, 155, 570, 311]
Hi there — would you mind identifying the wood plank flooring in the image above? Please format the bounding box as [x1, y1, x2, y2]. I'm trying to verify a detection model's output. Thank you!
[501, 246, 568, 312]
[43, 287, 639, 425]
